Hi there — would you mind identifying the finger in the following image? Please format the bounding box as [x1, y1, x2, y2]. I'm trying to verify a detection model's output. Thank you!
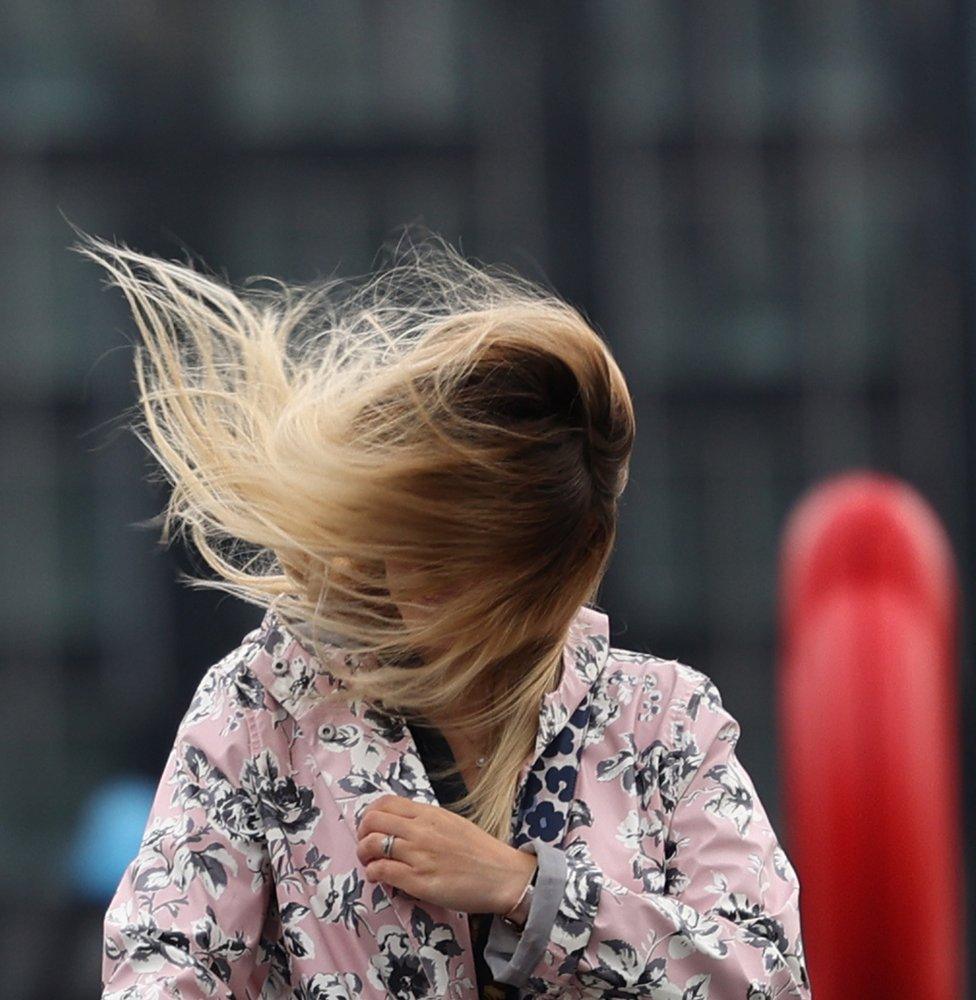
[357, 809, 416, 842]
[364, 857, 420, 894]
[356, 830, 417, 866]
[364, 793, 424, 819]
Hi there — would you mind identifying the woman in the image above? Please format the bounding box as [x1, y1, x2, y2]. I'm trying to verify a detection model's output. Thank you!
[80, 229, 811, 999]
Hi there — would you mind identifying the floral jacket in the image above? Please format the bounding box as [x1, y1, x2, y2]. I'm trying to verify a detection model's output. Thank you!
[101, 603, 811, 999]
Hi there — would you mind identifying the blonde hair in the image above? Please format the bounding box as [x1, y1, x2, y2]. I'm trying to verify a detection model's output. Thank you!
[72, 226, 635, 840]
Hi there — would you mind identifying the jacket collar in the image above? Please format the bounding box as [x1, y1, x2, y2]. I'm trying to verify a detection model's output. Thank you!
[253, 601, 610, 757]
[245, 601, 610, 966]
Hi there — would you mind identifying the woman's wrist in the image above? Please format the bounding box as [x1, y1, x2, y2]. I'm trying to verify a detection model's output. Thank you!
[503, 878, 534, 928]
[496, 848, 539, 926]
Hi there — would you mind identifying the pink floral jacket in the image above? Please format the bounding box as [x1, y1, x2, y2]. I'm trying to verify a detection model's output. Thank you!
[101, 604, 811, 999]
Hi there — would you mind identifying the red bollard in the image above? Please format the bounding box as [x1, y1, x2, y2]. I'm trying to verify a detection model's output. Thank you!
[777, 471, 966, 998]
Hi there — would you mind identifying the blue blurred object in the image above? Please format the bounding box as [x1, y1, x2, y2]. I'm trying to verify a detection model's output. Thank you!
[68, 776, 156, 903]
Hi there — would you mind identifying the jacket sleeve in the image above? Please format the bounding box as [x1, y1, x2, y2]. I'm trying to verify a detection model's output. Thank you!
[101, 643, 274, 999]
[520, 673, 811, 999]
[482, 840, 567, 984]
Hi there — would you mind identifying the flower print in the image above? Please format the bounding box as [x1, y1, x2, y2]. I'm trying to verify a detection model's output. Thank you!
[545, 764, 577, 802]
[656, 725, 705, 812]
[338, 748, 437, 829]
[714, 892, 791, 972]
[615, 810, 644, 852]
[772, 845, 800, 887]
[310, 869, 367, 932]
[716, 718, 739, 744]
[537, 700, 570, 754]
[662, 834, 690, 894]
[552, 842, 603, 954]
[261, 623, 288, 657]
[618, 809, 667, 892]
[571, 631, 609, 682]
[256, 925, 291, 998]
[316, 722, 361, 750]
[681, 972, 712, 998]
[186, 905, 250, 989]
[789, 937, 811, 991]
[674, 661, 713, 693]
[187, 645, 263, 726]
[565, 797, 594, 833]
[596, 733, 637, 794]
[635, 739, 667, 810]
[584, 684, 622, 747]
[102, 606, 811, 999]
[128, 814, 192, 892]
[638, 678, 663, 721]
[630, 852, 666, 894]
[410, 906, 463, 994]
[702, 762, 754, 835]
[367, 925, 428, 999]
[279, 901, 316, 960]
[587, 939, 669, 991]
[210, 784, 267, 845]
[104, 987, 165, 1000]
[346, 738, 385, 775]
[114, 914, 195, 977]
[131, 815, 244, 899]
[104, 636, 332, 996]
[175, 744, 263, 846]
[607, 668, 639, 706]
[570, 702, 591, 727]
[166, 838, 240, 898]
[292, 971, 363, 999]
[521, 769, 543, 803]
[232, 662, 266, 712]
[653, 896, 729, 961]
[685, 677, 722, 721]
[639, 809, 666, 851]
[386, 750, 434, 801]
[110, 909, 240, 997]
[362, 706, 407, 743]
[266, 649, 319, 714]
[242, 748, 321, 846]
[525, 800, 561, 841]
[182, 666, 223, 727]
[542, 724, 575, 759]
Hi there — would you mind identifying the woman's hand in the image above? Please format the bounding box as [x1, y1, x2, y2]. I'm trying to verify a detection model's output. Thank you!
[356, 794, 537, 916]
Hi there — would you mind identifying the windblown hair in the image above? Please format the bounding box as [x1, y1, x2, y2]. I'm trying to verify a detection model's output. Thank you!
[72, 227, 635, 841]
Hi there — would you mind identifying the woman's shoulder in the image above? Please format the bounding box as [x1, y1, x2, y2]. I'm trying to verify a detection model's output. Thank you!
[219, 607, 346, 719]
[602, 643, 732, 737]
[172, 621, 270, 741]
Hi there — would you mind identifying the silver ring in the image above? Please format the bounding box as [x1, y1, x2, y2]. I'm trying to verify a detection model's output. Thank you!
[381, 833, 396, 859]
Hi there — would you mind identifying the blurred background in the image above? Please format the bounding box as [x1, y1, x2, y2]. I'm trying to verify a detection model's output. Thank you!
[1, 1, 972, 997]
